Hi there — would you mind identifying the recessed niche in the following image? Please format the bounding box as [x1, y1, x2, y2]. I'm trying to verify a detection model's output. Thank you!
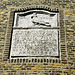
[10, 9, 59, 59]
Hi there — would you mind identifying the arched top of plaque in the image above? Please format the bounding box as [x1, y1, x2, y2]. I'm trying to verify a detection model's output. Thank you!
[14, 9, 59, 28]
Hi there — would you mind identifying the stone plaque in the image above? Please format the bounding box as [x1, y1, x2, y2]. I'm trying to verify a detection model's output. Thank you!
[14, 10, 58, 27]
[10, 10, 59, 58]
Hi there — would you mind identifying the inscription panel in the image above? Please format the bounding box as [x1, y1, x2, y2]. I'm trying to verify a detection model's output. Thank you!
[10, 29, 59, 57]
[10, 10, 59, 58]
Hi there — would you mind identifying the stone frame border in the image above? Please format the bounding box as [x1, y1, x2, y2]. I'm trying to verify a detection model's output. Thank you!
[3, 5, 67, 64]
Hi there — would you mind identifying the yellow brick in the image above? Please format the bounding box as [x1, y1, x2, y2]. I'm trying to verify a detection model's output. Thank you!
[74, 52, 75, 54]
[19, 70, 28, 72]
[38, 72, 43, 75]
[1, 12, 4, 14]
[71, 14, 75, 16]
[32, 67, 37, 70]
[61, 74, 65, 75]
[0, 53, 2, 56]
[3, 0, 8, 1]
[67, 29, 73, 31]
[68, 60, 72, 62]
[7, 70, 12, 72]
[63, 66, 67, 68]
[2, 72, 8, 75]
[13, 65, 20, 68]
[67, 69, 71, 71]
[0, 73, 2, 75]
[53, 66, 57, 68]
[65, 10, 70, 15]
[71, 69, 75, 71]
[56, 68, 60, 70]
[7, 63, 11, 66]
[1, 22, 5, 24]
[29, 70, 34, 72]
[68, 72, 72, 74]
[62, 69, 66, 71]
[72, 22, 75, 25]
[26, 72, 31, 74]
[16, 72, 19, 75]
[0, 15, 3, 17]
[38, 68, 42, 70]
[70, 3, 74, 6]
[55, 64, 60, 66]
[71, 18, 75, 21]
[14, 68, 19, 70]
[3, 71, 6, 72]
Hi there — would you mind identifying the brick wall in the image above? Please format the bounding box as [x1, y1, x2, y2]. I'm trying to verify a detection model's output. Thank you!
[0, 0, 75, 75]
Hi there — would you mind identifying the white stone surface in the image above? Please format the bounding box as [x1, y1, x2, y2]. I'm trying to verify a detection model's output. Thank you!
[14, 10, 58, 28]
[10, 10, 59, 58]
[10, 29, 59, 57]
